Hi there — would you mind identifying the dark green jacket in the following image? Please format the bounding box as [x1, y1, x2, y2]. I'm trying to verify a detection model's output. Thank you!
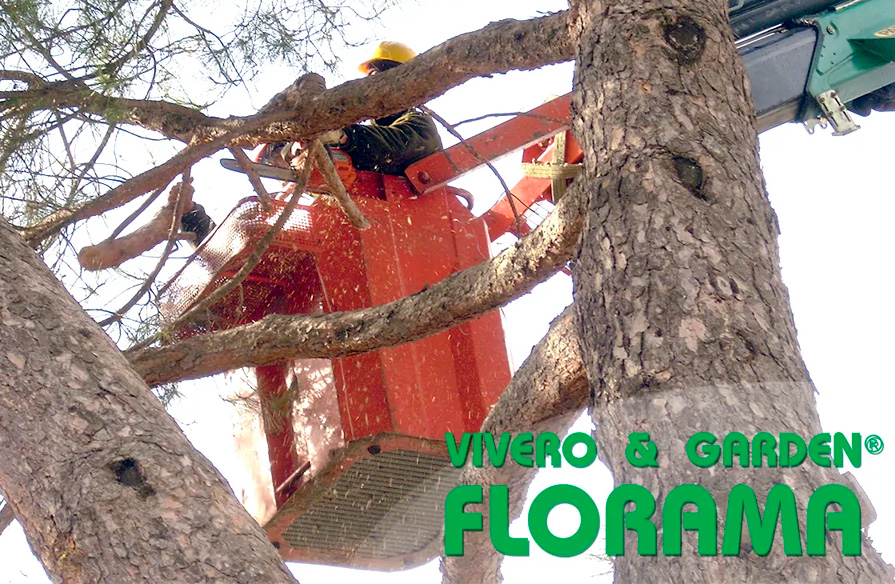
[341, 109, 442, 175]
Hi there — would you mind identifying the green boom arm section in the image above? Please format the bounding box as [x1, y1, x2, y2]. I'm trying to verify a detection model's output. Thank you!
[800, 0, 895, 134]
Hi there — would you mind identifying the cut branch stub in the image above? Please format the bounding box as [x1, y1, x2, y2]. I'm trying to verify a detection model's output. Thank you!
[670, 154, 707, 200]
[77, 179, 194, 271]
[109, 458, 156, 499]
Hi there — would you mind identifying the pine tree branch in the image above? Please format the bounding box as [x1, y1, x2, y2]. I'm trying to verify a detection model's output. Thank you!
[76, 177, 192, 271]
[96, 172, 194, 327]
[4, 12, 572, 145]
[98, 0, 175, 79]
[14, 12, 572, 245]
[19, 126, 247, 247]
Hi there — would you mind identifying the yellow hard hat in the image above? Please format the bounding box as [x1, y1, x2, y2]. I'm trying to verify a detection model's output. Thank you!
[358, 41, 416, 74]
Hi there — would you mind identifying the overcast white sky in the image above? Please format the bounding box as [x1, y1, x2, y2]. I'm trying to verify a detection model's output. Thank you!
[1, 0, 893, 582]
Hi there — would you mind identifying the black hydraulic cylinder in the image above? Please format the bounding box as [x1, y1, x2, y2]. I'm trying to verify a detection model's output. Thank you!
[729, 0, 840, 38]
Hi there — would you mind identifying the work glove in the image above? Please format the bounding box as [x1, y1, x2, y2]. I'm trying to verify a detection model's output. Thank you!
[318, 129, 347, 146]
[283, 130, 346, 164]
[181, 202, 216, 246]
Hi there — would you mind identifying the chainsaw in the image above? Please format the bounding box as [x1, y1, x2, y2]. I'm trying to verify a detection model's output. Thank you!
[220, 145, 357, 191]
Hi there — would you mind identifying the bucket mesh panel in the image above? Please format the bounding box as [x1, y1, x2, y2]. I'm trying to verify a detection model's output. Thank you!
[160, 196, 322, 337]
[281, 450, 460, 560]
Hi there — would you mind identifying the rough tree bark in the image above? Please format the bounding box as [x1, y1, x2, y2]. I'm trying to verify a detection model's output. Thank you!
[2, 1, 892, 582]
[569, 0, 893, 581]
[0, 216, 297, 583]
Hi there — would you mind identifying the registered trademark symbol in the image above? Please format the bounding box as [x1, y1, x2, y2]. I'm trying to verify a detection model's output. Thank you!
[865, 435, 884, 455]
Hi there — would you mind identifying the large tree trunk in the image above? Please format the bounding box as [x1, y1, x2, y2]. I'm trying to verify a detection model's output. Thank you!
[0, 215, 297, 583]
[570, 0, 893, 582]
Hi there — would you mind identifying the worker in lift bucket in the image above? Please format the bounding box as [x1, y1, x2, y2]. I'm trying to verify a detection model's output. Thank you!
[281, 41, 443, 175]
[180, 42, 444, 245]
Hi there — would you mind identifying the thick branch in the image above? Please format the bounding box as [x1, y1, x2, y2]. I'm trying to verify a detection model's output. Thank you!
[256, 10, 574, 145]
[0, 213, 298, 583]
[7, 12, 572, 144]
[481, 307, 588, 435]
[0, 69, 47, 86]
[20, 75, 327, 247]
[21, 136, 228, 246]
[127, 181, 585, 387]
[97, 174, 194, 327]
[0, 82, 207, 140]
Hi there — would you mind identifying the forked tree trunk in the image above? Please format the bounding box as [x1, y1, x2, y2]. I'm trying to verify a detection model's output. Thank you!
[0, 215, 296, 583]
[570, 0, 893, 581]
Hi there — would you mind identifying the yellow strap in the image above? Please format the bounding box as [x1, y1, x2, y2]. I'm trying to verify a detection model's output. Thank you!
[520, 132, 582, 201]
[520, 162, 582, 180]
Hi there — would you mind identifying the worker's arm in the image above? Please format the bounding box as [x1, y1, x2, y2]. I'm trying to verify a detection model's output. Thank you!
[341, 109, 443, 175]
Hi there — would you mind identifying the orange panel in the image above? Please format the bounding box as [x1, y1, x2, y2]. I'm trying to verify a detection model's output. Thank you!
[447, 196, 511, 430]
[355, 193, 428, 437]
[411, 332, 466, 438]
[313, 199, 393, 441]
[382, 181, 466, 438]
[257, 364, 301, 507]
[377, 346, 427, 437]
[331, 355, 390, 440]
[386, 177, 455, 290]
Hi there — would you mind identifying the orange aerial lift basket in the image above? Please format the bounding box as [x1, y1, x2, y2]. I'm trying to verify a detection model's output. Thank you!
[160, 94, 581, 570]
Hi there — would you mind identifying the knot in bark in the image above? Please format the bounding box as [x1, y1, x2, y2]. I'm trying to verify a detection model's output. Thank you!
[110, 458, 156, 499]
[663, 15, 705, 65]
[671, 155, 707, 200]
